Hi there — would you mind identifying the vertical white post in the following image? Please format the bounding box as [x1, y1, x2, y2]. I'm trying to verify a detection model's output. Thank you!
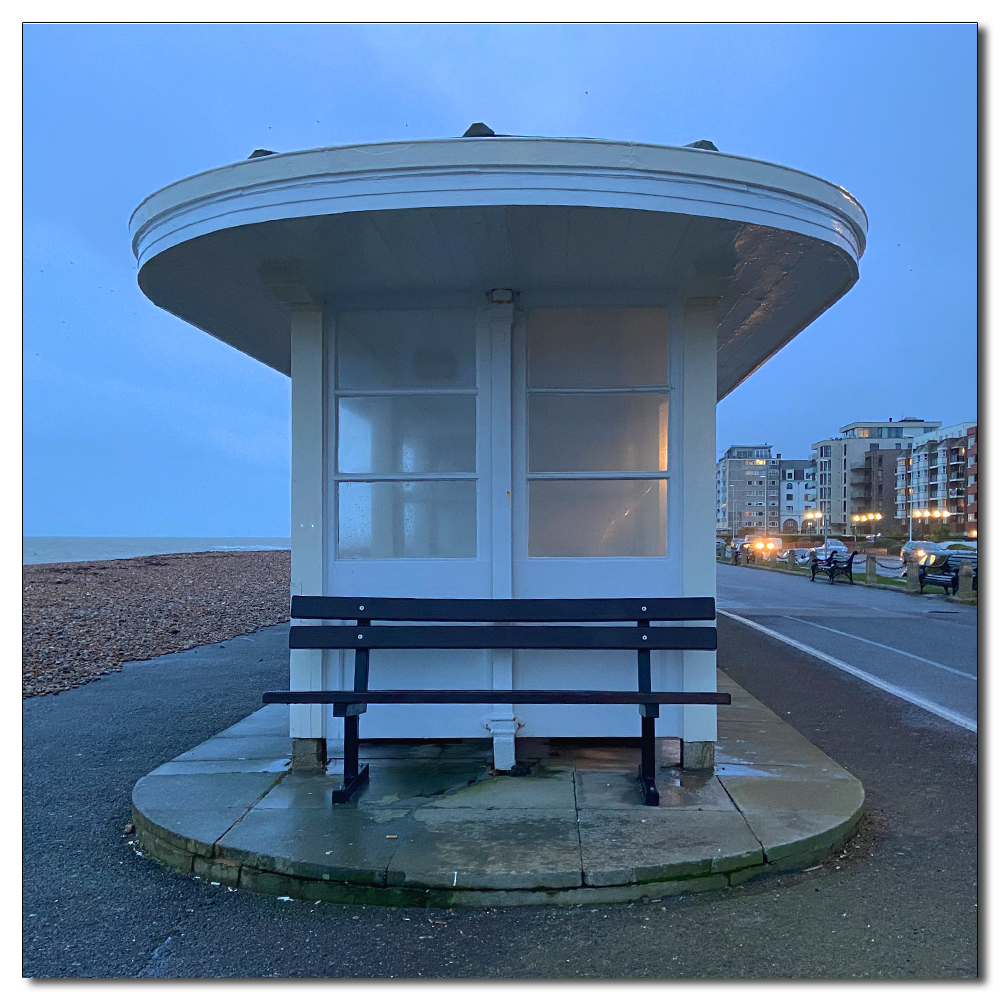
[289, 306, 327, 758]
[680, 297, 719, 768]
[486, 291, 517, 771]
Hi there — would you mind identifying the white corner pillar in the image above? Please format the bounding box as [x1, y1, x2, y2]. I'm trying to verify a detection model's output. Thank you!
[289, 305, 328, 767]
[680, 296, 720, 769]
[486, 290, 518, 771]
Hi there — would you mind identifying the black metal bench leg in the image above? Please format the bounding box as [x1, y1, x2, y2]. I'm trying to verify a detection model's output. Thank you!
[331, 630, 370, 804]
[639, 715, 659, 806]
[332, 715, 369, 804]
[636, 637, 659, 806]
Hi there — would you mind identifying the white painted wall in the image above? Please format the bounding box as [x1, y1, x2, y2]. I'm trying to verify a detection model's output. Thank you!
[679, 298, 719, 744]
[289, 306, 327, 740]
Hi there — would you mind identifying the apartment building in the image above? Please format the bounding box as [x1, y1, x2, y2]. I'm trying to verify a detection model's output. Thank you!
[813, 419, 940, 532]
[967, 425, 977, 537]
[894, 421, 976, 534]
[777, 458, 817, 532]
[715, 445, 781, 535]
[857, 446, 902, 523]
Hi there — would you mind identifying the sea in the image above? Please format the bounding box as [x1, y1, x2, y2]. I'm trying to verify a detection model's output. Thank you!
[23, 537, 291, 566]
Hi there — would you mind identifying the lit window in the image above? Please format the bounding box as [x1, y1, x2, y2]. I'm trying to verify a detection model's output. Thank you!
[526, 307, 670, 557]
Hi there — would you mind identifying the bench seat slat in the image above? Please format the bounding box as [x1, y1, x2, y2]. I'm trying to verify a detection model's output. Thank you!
[289, 624, 718, 651]
[291, 596, 715, 622]
[263, 689, 731, 705]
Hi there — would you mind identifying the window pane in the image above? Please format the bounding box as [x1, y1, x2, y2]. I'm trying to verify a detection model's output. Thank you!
[529, 393, 668, 472]
[338, 481, 477, 558]
[337, 310, 475, 389]
[338, 396, 476, 474]
[527, 308, 668, 388]
[528, 480, 666, 557]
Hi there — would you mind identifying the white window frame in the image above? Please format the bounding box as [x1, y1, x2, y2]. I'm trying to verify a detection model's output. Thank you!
[511, 301, 678, 597]
[325, 304, 495, 598]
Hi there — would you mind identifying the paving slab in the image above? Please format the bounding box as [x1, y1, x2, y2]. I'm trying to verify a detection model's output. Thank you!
[574, 769, 734, 811]
[217, 807, 406, 885]
[577, 808, 763, 885]
[133, 772, 281, 812]
[215, 703, 288, 738]
[417, 763, 576, 810]
[397, 808, 583, 890]
[720, 775, 864, 861]
[149, 758, 291, 776]
[172, 735, 293, 762]
[132, 772, 283, 857]
[131, 669, 865, 906]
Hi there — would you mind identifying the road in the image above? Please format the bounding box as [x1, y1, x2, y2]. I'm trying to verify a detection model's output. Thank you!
[24, 616, 977, 978]
[717, 563, 978, 731]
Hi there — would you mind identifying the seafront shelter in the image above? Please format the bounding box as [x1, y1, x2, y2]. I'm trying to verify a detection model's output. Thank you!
[130, 130, 866, 771]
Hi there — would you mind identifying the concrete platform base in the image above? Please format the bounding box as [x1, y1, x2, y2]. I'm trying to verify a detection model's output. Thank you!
[132, 670, 864, 907]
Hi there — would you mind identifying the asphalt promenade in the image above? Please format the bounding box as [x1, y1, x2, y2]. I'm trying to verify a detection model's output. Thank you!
[23, 616, 977, 977]
[717, 562, 978, 729]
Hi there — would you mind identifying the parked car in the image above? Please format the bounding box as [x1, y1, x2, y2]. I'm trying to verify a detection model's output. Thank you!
[899, 538, 979, 576]
[940, 540, 977, 553]
[822, 538, 849, 551]
[734, 536, 784, 563]
[899, 539, 942, 575]
[804, 538, 848, 560]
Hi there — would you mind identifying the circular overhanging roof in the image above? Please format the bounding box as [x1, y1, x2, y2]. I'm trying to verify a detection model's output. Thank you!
[130, 137, 867, 400]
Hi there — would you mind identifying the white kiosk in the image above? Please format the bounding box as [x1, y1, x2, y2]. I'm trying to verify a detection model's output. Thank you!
[131, 131, 866, 772]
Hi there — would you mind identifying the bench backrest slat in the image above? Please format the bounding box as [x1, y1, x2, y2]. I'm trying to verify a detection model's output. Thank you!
[290, 624, 717, 651]
[291, 596, 715, 622]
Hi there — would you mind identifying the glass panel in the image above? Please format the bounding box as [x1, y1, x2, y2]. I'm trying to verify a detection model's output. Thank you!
[337, 310, 476, 389]
[527, 308, 668, 388]
[529, 393, 668, 472]
[338, 481, 477, 559]
[528, 479, 667, 557]
[338, 396, 476, 474]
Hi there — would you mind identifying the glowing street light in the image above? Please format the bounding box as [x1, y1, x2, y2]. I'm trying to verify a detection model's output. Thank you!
[802, 509, 828, 546]
[911, 508, 950, 541]
[851, 512, 883, 540]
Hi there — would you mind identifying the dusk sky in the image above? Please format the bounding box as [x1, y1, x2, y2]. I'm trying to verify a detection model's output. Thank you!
[23, 23, 978, 537]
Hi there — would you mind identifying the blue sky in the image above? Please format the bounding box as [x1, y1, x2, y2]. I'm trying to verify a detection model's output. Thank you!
[23, 23, 978, 536]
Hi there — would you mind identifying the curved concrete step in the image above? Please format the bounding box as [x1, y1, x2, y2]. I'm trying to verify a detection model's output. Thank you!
[131, 672, 864, 907]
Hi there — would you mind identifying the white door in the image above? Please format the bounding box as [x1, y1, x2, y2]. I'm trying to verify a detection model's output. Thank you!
[509, 306, 682, 737]
[325, 305, 498, 737]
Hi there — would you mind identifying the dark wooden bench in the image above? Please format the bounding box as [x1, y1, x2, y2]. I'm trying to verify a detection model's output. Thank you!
[810, 550, 858, 584]
[263, 596, 726, 808]
[919, 554, 978, 595]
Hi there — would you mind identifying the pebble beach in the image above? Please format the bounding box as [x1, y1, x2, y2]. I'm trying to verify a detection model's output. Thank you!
[22, 550, 290, 699]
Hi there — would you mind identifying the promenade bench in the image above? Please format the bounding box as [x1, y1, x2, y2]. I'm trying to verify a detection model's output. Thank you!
[919, 554, 978, 596]
[810, 551, 857, 584]
[263, 596, 727, 808]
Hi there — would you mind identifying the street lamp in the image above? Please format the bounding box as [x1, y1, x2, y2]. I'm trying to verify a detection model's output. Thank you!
[851, 512, 883, 541]
[911, 508, 951, 541]
[803, 509, 827, 547]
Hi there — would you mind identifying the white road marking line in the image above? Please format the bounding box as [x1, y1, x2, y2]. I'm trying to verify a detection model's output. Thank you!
[783, 616, 977, 681]
[718, 610, 977, 733]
